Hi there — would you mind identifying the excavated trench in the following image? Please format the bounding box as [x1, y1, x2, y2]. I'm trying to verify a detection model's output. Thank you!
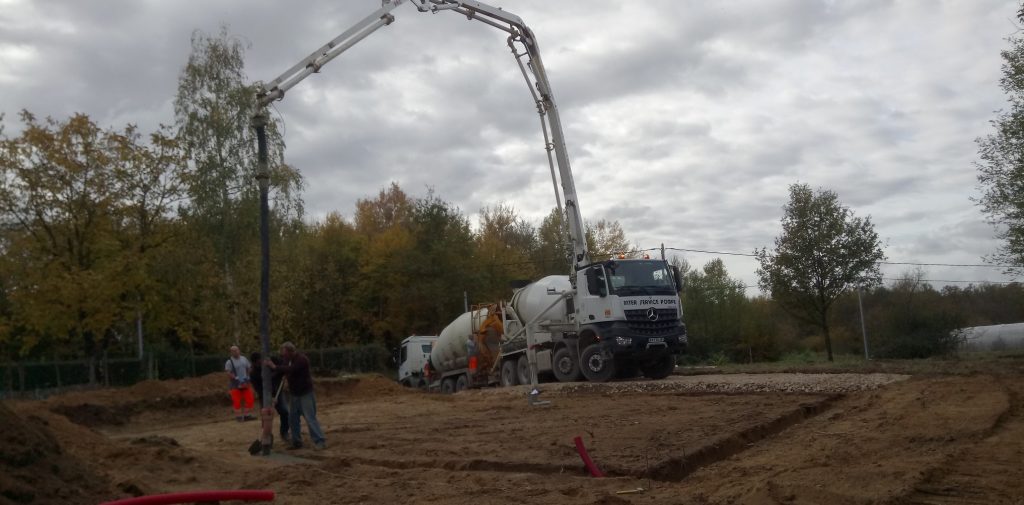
[300, 393, 840, 482]
[632, 394, 839, 482]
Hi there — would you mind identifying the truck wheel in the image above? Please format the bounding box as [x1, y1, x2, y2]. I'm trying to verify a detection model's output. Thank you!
[552, 347, 581, 383]
[500, 359, 519, 387]
[407, 376, 421, 388]
[440, 377, 456, 394]
[455, 374, 469, 392]
[516, 355, 531, 386]
[640, 354, 676, 380]
[580, 344, 616, 382]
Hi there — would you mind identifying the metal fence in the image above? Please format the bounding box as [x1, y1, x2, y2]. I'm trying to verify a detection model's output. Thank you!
[0, 344, 390, 399]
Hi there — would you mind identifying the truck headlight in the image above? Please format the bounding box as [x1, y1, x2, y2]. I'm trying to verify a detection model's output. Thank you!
[615, 336, 632, 346]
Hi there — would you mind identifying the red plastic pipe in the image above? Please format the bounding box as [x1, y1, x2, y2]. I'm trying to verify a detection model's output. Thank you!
[573, 435, 605, 477]
[99, 490, 275, 505]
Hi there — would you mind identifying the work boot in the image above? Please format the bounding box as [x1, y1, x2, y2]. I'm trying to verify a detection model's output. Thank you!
[235, 416, 244, 423]
[314, 441, 326, 451]
[287, 442, 303, 450]
[243, 414, 255, 421]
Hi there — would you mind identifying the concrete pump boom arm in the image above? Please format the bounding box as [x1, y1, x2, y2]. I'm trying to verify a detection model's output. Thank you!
[255, 0, 592, 270]
[257, 0, 406, 107]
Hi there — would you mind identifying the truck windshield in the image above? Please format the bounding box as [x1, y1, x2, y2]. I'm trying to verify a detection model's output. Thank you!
[605, 260, 676, 296]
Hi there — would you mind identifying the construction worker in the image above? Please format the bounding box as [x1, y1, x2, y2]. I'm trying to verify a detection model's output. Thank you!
[225, 345, 255, 422]
[267, 342, 326, 450]
[250, 351, 290, 441]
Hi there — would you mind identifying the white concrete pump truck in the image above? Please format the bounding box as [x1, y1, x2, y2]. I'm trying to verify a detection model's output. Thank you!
[253, 0, 688, 397]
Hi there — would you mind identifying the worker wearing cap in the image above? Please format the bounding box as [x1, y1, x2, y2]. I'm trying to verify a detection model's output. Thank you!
[268, 342, 326, 450]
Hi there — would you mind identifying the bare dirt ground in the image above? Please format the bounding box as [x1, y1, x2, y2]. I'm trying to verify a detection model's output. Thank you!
[3, 358, 1023, 505]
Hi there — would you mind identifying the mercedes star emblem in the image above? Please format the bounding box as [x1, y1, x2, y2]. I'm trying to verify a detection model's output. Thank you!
[646, 307, 659, 321]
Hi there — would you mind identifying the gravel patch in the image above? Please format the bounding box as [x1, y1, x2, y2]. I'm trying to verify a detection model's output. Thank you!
[538, 373, 910, 396]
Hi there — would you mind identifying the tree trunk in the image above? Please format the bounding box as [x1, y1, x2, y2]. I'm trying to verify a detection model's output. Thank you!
[102, 349, 110, 387]
[136, 309, 144, 360]
[822, 320, 834, 362]
[224, 259, 240, 344]
[17, 363, 25, 392]
[88, 354, 97, 385]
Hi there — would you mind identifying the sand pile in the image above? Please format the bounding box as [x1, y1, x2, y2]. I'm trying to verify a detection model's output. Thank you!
[319, 373, 411, 401]
[46, 373, 230, 428]
[0, 401, 112, 505]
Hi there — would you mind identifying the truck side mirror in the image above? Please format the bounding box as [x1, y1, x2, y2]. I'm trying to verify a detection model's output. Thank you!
[586, 266, 607, 297]
[671, 265, 683, 293]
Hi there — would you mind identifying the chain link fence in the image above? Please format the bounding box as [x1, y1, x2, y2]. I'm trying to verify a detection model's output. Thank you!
[0, 344, 390, 399]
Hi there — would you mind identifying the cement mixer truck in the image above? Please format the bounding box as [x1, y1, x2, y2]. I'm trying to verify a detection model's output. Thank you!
[426, 260, 687, 392]
[254, 0, 687, 394]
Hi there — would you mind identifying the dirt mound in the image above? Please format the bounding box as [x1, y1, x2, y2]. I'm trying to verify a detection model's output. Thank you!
[318, 373, 411, 401]
[39, 373, 408, 428]
[0, 401, 112, 505]
[49, 373, 226, 408]
[45, 374, 230, 428]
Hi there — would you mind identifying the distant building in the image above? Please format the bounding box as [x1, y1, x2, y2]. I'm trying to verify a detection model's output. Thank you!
[959, 323, 1024, 351]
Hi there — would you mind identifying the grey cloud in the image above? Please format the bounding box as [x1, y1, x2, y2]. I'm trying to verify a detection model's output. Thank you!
[0, 0, 1019, 290]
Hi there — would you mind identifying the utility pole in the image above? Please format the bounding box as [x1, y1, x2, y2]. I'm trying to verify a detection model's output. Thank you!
[857, 286, 870, 360]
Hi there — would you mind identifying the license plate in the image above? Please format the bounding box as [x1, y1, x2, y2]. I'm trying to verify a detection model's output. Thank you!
[649, 337, 664, 343]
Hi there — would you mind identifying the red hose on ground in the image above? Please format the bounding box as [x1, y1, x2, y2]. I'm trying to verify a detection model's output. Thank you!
[573, 435, 605, 477]
[99, 490, 275, 505]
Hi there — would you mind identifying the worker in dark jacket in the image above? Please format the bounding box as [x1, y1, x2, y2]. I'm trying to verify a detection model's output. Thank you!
[250, 351, 289, 441]
[267, 342, 326, 450]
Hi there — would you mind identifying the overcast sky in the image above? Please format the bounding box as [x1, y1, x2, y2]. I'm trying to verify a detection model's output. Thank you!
[0, 0, 1019, 292]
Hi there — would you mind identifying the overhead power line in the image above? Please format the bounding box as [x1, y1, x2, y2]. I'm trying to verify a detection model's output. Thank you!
[879, 261, 1014, 268]
[479, 245, 1020, 286]
[663, 246, 1019, 269]
[882, 277, 1020, 285]
[665, 247, 757, 258]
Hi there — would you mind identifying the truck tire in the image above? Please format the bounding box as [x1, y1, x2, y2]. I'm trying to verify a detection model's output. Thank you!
[440, 377, 456, 394]
[552, 347, 581, 383]
[500, 359, 519, 387]
[407, 376, 421, 388]
[580, 344, 616, 382]
[516, 355, 531, 386]
[455, 374, 469, 392]
[640, 354, 676, 380]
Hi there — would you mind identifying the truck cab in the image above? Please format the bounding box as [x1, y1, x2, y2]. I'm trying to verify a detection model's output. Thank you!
[574, 258, 687, 381]
[398, 335, 437, 388]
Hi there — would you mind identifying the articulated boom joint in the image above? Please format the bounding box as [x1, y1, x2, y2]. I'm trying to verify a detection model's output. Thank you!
[411, 0, 460, 13]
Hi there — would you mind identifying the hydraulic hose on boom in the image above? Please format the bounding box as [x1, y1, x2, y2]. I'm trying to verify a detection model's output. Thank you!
[413, 1, 591, 269]
[255, 0, 591, 270]
[251, 1, 594, 445]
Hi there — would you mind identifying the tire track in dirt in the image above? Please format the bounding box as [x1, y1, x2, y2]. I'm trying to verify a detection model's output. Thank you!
[316, 455, 573, 475]
[669, 375, 1014, 504]
[898, 378, 1024, 505]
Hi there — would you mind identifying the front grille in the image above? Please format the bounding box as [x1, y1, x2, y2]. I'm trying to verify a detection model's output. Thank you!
[623, 308, 681, 336]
